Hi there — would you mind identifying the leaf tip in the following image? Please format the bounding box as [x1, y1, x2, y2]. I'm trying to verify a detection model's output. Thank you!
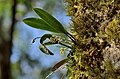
[33, 8, 41, 12]
[33, 8, 37, 11]
[23, 18, 28, 23]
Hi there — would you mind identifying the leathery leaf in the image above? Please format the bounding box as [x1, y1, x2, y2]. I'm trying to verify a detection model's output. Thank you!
[33, 8, 68, 34]
[51, 58, 68, 71]
[23, 18, 60, 33]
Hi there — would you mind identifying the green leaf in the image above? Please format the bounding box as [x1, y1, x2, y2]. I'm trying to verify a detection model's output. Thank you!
[51, 58, 68, 71]
[23, 18, 60, 33]
[33, 8, 68, 34]
[40, 34, 52, 44]
[39, 45, 54, 55]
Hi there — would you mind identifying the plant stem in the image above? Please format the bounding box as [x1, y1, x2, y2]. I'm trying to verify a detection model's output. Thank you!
[65, 33, 76, 44]
[59, 42, 72, 49]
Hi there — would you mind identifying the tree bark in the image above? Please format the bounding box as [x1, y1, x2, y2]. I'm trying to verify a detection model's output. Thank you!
[66, 0, 120, 79]
[0, 0, 17, 79]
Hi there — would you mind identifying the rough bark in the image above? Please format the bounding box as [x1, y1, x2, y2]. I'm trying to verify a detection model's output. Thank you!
[0, 0, 17, 79]
[66, 0, 120, 79]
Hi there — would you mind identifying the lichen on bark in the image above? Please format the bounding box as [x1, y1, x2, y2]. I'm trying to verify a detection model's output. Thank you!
[65, 0, 120, 79]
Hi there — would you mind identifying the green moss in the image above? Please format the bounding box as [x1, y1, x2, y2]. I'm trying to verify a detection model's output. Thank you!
[66, 0, 120, 79]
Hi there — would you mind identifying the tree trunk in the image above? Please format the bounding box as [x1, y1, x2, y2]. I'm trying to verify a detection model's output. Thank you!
[0, 0, 17, 79]
[66, 0, 120, 79]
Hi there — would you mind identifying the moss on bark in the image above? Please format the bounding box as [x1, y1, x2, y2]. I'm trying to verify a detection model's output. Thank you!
[65, 0, 120, 79]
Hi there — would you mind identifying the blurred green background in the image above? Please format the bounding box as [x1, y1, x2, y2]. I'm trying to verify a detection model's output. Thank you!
[0, 0, 70, 79]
